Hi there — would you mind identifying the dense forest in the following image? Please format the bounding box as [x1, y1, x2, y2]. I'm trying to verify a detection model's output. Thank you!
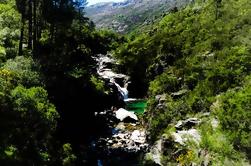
[0, 0, 124, 165]
[0, 0, 250, 165]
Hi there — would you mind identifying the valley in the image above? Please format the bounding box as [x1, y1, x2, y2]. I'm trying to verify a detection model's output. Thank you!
[0, 0, 250, 165]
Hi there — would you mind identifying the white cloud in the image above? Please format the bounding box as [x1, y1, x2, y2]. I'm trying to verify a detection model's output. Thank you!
[87, 0, 125, 5]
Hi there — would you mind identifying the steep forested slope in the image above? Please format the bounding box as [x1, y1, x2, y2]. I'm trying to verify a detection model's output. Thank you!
[0, 0, 122, 165]
[86, 0, 191, 34]
[114, 0, 251, 164]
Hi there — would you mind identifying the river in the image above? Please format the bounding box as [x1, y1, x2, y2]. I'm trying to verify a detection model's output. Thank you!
[91, 54, 148, 166]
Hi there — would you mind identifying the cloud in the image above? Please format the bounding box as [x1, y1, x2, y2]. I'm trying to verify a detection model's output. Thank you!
[87, 0, 124, 5]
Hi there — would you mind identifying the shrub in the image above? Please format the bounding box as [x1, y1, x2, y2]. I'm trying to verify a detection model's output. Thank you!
[2, 56, 41, 87]
[215, 77, 251, 150]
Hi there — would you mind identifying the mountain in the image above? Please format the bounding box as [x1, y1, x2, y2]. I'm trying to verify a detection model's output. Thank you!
[85, 0, 191, 34]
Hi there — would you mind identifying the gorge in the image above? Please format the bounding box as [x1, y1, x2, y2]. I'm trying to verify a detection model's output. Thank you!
[92, 54, 148, 165]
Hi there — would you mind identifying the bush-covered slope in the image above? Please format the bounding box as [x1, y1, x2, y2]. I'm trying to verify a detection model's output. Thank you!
[86, 0, 191, 34]
[115, 0, 251, 164]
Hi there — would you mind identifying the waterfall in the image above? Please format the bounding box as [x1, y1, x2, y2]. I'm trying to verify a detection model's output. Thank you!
[96, 54, 131, 101]
[111, 79, 128, 101]
[93, 55, 148, 166]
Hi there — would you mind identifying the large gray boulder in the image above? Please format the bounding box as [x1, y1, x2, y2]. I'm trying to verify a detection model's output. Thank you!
[115, 108, 138, 122]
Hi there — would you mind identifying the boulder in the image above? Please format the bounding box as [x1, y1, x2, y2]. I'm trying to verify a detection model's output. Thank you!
[172, 129, 201, 145]
[115, 108, 138, 122]
[175, 118, 201, 130]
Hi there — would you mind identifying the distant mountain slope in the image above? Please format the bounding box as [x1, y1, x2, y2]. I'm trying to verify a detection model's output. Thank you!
[86, 0, 191, 34]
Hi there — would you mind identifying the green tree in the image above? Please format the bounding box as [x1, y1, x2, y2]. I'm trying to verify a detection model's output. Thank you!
[0, 0, 20, 60]
[0, 79, 59, 164]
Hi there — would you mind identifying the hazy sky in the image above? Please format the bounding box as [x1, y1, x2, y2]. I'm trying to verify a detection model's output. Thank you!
[87, 0, 124, 5]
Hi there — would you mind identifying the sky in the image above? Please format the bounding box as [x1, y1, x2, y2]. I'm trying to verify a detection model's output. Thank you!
[87, 0, 124, 6]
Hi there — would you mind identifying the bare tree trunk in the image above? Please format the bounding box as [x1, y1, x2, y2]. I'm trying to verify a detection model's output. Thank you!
[33, 0, 37, 55]
[28, 0, 33, 49]
[50, 23, 55, 42]
[37, 19, 42, 40]
[18, 16, 25, 56]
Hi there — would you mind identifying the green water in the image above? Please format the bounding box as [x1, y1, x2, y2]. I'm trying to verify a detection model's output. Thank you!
[126, 100, 147, 114]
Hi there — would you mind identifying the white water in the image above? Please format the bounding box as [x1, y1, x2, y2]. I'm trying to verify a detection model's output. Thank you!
[96, 55, 131, 101]
[111, 79, 128, 101]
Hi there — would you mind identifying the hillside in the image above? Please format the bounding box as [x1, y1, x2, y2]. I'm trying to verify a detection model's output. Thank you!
[86, 0, 191, 34]
[114, 0, 251, 164]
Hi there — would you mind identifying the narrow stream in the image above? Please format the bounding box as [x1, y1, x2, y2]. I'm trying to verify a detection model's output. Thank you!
[92, 54, 148, 166]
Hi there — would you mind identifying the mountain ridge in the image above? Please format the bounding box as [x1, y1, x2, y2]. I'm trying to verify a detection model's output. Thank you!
[86, 0, 192, 34]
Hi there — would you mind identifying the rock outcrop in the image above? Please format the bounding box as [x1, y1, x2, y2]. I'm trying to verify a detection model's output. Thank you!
[145, 117, 202, 165]
[171, 129, 201, 145]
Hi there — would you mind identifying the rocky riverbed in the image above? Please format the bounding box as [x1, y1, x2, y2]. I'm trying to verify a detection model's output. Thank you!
[90, 54, 149, 165]
[92, 109, 148, 165]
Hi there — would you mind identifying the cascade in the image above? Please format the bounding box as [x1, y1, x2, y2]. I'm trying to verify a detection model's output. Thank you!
[111, 79, 128, 101]
[96, 54, 131, 101]
[93, 54, 148, 165]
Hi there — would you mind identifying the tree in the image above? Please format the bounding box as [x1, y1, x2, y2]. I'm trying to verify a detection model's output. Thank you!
[0, 0, 20, 59]
[15, 0, 26, 55]
[0, 69, 59, 164]
[8, 86, 59, 164]
[2, 56, 41, 87]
